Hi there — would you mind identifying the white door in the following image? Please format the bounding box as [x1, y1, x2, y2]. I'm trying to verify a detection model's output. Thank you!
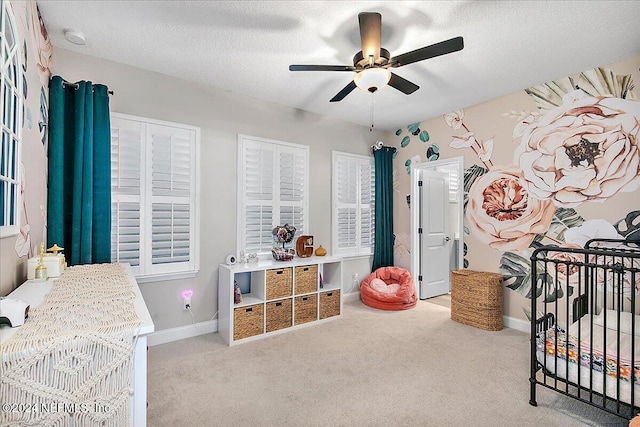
[419, 170, 452, 299]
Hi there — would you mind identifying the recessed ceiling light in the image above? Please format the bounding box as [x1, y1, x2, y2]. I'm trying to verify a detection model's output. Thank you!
[64, 30, 86, 45]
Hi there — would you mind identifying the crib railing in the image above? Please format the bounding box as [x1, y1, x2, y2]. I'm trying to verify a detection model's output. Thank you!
[529, 238, 640, 420]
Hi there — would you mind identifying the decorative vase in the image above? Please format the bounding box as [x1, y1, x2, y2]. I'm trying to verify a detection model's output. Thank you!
[315, 245, 327, 256]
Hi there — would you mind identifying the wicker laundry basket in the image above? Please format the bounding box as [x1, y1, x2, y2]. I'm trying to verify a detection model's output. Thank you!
[451, 270, 503, 331]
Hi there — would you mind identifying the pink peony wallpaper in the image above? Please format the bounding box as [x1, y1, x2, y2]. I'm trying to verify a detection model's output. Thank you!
[514, 94, 640, 207]
[392, 56, 640, 322]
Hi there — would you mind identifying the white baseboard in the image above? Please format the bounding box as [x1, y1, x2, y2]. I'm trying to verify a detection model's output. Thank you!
[345, 292, 530, 334]
[148, 320, 217, 346]
[150, 293, 362, 346]
[343, 291, 360, 303]
[503, 315, 529, 333]
[147, 302, 529, 346]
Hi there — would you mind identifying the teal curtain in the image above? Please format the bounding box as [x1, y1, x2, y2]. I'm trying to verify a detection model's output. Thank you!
[47, 76, 111, 266]
[372, 146, 395, 271]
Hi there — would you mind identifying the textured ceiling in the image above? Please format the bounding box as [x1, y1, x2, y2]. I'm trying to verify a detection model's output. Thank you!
[37, 1, 640, 131]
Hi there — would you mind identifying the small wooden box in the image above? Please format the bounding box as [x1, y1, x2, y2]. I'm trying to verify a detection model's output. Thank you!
[294, 265, 317, 294]
[266, 298, 292, 333]
[266, 267, 293, 300]
[319, 290, 340, 319]
[233, 304, 264, 340]
[294, 294, 317, 325]
[451, 270, 503, 331]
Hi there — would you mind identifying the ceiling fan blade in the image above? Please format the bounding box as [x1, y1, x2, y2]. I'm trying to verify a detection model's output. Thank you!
[388, 72, 419, 95]
[358, 12, 382, 62]
[330, 80, 357, 102]
[390, 36, 464, 68]
[289, 64, 356, 72]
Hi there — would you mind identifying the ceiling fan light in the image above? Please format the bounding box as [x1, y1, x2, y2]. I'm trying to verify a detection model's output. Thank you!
[354, 68, 391, 93]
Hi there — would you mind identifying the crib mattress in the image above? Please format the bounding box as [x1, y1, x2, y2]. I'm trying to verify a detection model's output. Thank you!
[536, 315, 640, 406]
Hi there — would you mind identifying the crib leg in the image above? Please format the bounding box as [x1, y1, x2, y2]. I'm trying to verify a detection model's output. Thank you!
[529, 378, 537, 407]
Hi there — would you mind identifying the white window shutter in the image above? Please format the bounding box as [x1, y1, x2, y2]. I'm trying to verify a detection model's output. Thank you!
[151, 202, 191, 264]
[111, 114, 199, 280]
[243, 141, 274, 200]
[360, 162, 375, 251]
[279, 146, 306, 241]
[150, 125, 192, 198]
[242, 140, 276, 253]
[110, 118, 143, 274]
[332, 151, 375, 256]
[245, 204, 274, 253]
[148, 124, 195, 272]
[238, 136, 309, 256]
[335, 155, 358, 252]
[111, 201, 141, 268]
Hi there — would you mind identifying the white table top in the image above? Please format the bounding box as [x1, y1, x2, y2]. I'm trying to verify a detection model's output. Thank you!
[220, 255, 343, 273]
[0, 264, 154, 344]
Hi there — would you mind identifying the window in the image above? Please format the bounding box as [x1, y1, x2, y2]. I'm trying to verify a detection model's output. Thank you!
[332, 151, 375, 256]
[110, 113, 199, 282]
[0, 2, 22, 237]
[237, 134, 308, 256]
[435, 164, 460, 202]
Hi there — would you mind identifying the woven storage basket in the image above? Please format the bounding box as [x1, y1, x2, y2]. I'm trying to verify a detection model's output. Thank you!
[234, 304, 264, 340]
[266, 267, 293, 300]
[266, 298, 292, 332]
[294, 294, 317, 325]
[319, 290, 340, 319]
[294, 265, 318, 294]
[451, 270, 503, 331]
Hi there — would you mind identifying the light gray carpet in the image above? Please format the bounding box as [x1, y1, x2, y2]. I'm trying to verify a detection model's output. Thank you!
[147, 297, 629, 426]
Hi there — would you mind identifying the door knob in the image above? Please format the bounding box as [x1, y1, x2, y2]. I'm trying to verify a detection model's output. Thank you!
[445, 236, 451, 242]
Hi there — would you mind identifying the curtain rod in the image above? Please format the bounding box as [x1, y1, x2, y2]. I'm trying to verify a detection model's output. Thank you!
[62, 81, 114, 95]
[371, 141, 396, 154]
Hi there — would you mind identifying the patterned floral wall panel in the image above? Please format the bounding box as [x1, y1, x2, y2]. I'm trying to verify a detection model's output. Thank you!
[0, 0, 52, 294]
[392, 56, 640, 321]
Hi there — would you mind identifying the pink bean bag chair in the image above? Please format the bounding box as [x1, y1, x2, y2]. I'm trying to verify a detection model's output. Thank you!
[360, 267, 417, 310]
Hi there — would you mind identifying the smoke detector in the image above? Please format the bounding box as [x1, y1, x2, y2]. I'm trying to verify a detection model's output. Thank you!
[64, 30, 86, 45]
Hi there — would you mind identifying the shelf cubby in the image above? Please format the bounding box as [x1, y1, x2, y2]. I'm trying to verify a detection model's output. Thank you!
[219, 256, 343, 345]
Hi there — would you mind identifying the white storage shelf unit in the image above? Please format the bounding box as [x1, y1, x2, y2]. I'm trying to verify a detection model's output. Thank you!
[218, 256, 342, 345]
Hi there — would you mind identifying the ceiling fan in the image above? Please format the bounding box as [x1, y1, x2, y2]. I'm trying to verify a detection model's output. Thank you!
[289, 12, 464, 102]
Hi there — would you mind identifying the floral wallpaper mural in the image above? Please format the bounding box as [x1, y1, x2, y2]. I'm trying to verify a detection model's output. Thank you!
[392, 55, 640, 322]
[0, 0, 52, 295]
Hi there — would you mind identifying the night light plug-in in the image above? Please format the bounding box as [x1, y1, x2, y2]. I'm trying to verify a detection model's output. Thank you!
[181, 289, 194, 310]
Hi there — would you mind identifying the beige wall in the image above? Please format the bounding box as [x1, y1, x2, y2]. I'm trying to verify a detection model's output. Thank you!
[391, 55, 640, 322]
[0, 1, 51, 296]
[51, 48, 389, 331]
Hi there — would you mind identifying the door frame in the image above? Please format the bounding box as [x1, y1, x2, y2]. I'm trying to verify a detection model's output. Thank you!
[410, 156, 465, 299]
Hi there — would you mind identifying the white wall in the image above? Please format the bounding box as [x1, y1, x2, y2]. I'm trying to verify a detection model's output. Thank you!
[52, 48, 390, 331]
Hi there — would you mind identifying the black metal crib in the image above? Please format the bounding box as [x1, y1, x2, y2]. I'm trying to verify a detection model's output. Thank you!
[529, 238, 640, 420]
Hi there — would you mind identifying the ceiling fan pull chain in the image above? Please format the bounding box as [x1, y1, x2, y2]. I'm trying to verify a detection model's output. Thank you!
[370, 93, 374, 132]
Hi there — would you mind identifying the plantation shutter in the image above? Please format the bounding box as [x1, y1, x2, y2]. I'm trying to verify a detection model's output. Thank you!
[110, 118, 143, 273]
[111, 114, 199, 280]
[242, 140, 275, 253]
[335, 155, 358, 252]
[149, 124, 195, 272]
[360, 161, 375, 252]
[447, 167, 459, 202]
[332, 152, 375, 256]
[238, 135, 309, 255]
[279, 148, 306, 242]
